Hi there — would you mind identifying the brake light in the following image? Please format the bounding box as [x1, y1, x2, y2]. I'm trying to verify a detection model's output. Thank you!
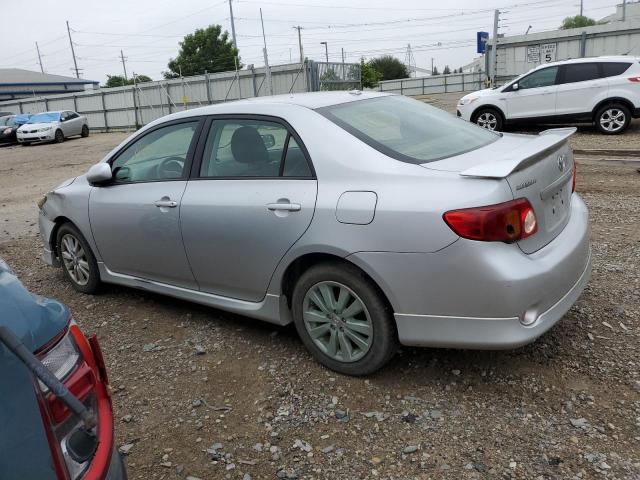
[443, 198, 537, 243]
[627, 76, 640, 82]
[572, 161, 577, 193]
[35, 320, 114, 480]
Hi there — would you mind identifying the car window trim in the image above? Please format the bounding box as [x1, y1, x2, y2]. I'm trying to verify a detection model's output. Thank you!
[189, 114, 316, 181]
[104, 117, 206, 186]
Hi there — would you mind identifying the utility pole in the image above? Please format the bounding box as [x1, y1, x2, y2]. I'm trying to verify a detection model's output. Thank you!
[35, 42, 44, 73]
[228, 0, 237, 50]
[341, 47, 345, 77]
[293, 26, 304, 64]
[320, 41, 328, 62]
[66, 21, 80, 78]
[622, 0, 627, 21]
[120, 50, 128, 81]
[579, 0, 583, 16]
[260, 8, 273, 95]
[431, 57, 434, 75]
[490, 9, 499, 87]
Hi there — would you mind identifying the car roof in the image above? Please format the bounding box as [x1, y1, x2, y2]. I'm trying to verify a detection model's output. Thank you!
[533, 55, 639, 71]
[178, 90, 393, 115]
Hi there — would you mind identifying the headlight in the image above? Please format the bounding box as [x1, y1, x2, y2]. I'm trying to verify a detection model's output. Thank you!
[458, 97, 478, 106]
[37, 194, 48, 210]
[38, 126, 52, 132]
[2, 128, 11, 135]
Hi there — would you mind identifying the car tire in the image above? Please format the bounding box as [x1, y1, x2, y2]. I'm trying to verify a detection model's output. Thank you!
[56, 223, 101, 294]
[54, 129, 64, 143]
[81, 125, 89, 137]
[595, 103, 631, 135]
[291, 262, 398, 376]
[472, 108, 504, 131]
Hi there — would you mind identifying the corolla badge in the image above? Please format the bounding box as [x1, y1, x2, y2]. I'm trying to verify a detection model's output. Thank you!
[557, 154, 567, 172]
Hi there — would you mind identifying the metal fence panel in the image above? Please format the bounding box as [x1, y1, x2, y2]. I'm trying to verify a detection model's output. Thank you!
[378, 72, 486, 96]
[0, 61, 360, 131]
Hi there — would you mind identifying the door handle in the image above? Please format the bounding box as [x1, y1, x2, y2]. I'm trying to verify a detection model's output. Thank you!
[154, 199, 177, 208]
[267, 202, 301, 212]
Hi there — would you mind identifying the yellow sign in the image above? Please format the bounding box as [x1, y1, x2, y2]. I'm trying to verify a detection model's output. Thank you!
[182, 95, 189, 105]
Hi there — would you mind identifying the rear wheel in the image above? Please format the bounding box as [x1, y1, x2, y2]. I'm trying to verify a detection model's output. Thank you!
[292, 262, 397, 376]
[54, 129, 64, 143]
[81, 125, 89, 137]
[56, 223, 101, 294]
[473, 108, 503, 131]
[595, 104, 630, 134]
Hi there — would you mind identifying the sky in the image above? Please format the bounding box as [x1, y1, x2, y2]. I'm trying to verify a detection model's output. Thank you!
[0, 0, 625, 83]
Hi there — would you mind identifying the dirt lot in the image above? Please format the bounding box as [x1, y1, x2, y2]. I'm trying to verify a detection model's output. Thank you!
[1, 102, 639, 479]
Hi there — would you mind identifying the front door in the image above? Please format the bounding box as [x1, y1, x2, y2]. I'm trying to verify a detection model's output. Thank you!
[89, 119, 202, 289]
[505, 66, 559, 120]
[181, 117, 317, 301]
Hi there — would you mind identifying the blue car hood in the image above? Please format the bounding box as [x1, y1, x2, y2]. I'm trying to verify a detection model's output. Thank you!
[0, 258, 69, 352]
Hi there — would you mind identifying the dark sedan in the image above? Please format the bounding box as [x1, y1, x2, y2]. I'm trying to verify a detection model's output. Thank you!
[0, 114, 31, 145]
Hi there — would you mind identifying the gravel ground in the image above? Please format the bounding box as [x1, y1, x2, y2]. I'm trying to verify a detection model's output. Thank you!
[0, 101, 639, 479]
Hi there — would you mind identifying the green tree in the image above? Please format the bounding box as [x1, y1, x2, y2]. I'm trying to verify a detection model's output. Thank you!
[360, 57, 380, 88]
[369, 55, 409, 81]
[103, 74, 152, 88]
[560, 15, 597, 29]
[431, 65, 440, 75]
[443, 65, 451, 75]
[164, 25, 239, 79]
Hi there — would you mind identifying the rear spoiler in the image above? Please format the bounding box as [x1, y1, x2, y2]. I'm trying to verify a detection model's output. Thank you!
[460, 127, 577, 178]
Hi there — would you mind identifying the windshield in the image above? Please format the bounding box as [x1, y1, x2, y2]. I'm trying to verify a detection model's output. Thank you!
[317, 96, 498, 164]
[0, 116, 11, 126]
[27, 112, 60, 124]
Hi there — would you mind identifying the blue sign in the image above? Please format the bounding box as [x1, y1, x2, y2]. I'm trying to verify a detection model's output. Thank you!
[477, 32, 489, 54]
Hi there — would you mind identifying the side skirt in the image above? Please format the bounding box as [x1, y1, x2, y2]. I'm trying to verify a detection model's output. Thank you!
[97, 263, 288, 325]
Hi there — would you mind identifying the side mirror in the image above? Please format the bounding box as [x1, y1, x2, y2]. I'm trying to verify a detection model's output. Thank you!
[511, 82, 519, 91]
[261, 133, 276, 149]
[86, 163, 112, 185]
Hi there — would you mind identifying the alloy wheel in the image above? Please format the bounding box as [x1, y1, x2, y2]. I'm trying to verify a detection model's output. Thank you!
[476, 112, 497, 130]
[60, 234, 90, 286]
[302, 281, 373, 363]
[599, 108, 626, 132]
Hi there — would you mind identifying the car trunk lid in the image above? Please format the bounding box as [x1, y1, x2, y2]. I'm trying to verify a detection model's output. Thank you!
[424, 128, 576, 254]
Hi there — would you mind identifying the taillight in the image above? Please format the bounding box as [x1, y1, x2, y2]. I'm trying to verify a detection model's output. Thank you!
[572, 161, 577, 193]
[443, 198, 537, 243]
[627, 76, 640, 82]
[36, 320, 113, 480]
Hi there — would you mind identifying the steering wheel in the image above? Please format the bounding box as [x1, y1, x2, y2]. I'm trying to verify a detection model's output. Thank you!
[157, 156, 184, 179]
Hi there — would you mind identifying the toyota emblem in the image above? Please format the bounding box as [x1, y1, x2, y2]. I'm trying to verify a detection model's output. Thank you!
[557, 154, 566, 172]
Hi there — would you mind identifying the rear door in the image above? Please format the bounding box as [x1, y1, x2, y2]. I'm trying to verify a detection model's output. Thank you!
[555, 62, 607, 118]
[180, 116, 317, 301]
[504, 66, 559, 120]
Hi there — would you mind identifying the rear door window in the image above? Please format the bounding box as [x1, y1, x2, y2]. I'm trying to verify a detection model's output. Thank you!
[560, 63, 601, 83]
[601, 62, 632, 77]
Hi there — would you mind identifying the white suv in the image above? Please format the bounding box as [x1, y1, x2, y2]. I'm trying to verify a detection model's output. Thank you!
[457, 56, 640, 134]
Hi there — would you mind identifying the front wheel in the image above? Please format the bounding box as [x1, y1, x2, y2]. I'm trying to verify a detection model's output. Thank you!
[292, 262, 397, 376]
[473, 108, 503, 131]
[54, 129, 64, 143]
[595, 104, 630, 134]
[81, 125, 89, 137]
[56, 223, 101, 294]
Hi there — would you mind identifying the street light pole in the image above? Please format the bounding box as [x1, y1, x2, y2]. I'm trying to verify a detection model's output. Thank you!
[320, 41, 328, 63]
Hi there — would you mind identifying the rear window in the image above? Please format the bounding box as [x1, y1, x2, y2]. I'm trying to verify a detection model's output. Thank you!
[561, 63, 601, 83]
[316, 96, 498, 164]
[601, 62, 632, 77]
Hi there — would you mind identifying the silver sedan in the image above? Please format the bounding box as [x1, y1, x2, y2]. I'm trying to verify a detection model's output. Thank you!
[38, 92, 591, 375]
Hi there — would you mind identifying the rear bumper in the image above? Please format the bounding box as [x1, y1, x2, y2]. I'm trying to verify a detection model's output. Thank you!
[104, 449, 128, 480]
[349, 194, 591, 349]
[394, 248, 591, 348]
